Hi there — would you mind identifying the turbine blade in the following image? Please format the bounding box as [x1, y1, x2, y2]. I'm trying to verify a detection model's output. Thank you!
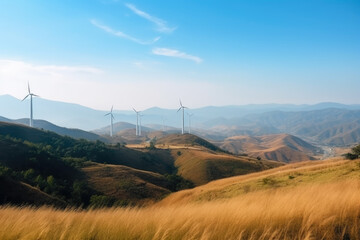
[111, 105, 113, 112]
[105, 113, 110, 116]
[177, 107, 182, 112]
[112, 114, 115, 120]
[28, 82, 31, 94]
[32, 94, 39, 97]
[179, 99, 183, 107]
[22, 94, 30, 101]
[133, 108, 137, 113]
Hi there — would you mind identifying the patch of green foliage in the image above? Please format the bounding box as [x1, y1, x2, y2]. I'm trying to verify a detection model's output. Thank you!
[164, 174, 194, 191]
[344, 144, 360, 160]
[0, 127, 191, 208]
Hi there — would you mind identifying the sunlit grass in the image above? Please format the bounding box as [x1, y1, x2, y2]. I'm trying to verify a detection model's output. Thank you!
[1, 179, 360, 239]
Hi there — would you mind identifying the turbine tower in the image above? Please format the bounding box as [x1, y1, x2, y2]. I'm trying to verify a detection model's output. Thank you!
[187, 113, 194, 134]
[22, 82, 39, 127]
[177, 99, 187, 134]
[104, 106, 115, 137]
[133, 108, 141, 136]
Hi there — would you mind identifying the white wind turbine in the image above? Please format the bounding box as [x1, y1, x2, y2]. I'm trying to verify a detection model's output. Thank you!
[133, 108, 141, 136]
[104, 106, 115, 137]
[187, 113, 194, 134]
[177, 99, 187, 134]
[22, 82, 39, 127]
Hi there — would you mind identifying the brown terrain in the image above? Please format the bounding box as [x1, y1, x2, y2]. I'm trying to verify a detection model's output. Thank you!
[217, 133, 323, 163]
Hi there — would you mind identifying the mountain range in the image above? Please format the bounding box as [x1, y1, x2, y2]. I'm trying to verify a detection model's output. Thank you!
[1, 94, 360, 147]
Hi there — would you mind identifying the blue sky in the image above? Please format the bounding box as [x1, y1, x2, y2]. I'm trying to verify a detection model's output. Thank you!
[0, 0, 359, 110]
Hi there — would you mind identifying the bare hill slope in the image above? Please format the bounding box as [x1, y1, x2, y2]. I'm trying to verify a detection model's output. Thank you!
[218, 134, 322, 163]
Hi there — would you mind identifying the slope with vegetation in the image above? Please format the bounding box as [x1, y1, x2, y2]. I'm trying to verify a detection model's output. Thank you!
[1, 158, 360, 239]
[152, 134, 282, 185]
[0, 122, 190, 207]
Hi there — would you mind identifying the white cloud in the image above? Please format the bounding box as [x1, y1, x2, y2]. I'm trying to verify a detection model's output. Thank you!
[152, 48, 203, 63]
[90, 19, 160, 45]
[125, 3, 176, 33]
[0, 59, 102, 76]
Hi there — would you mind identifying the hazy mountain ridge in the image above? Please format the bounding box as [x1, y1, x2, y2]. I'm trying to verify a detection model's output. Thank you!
[0, 117, 107, 142]
[217, 134, 322, 163]
[2, 94, 360, 147]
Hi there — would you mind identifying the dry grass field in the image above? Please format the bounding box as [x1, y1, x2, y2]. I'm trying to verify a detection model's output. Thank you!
[160, 157, 360, 204]
[1, 158, 360, 239]
[1, 179, 360, 239]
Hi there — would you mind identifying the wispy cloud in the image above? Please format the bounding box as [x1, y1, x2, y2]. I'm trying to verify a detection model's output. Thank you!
[152, 48, 203, 63]
[90, 19, 160, 45]
[125, 4, 176, 33]
[0, 59, 102, 75]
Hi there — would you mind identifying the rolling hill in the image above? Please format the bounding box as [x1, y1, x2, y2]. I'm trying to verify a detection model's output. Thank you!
[0, 122, 186, 206]
[151, 134, 282, 185]
[2, 121, 281, 206]
[0, 177, 67, 207]
[159, 157, 359, 206]
[217, 134, 323, 163]
[156, 133, 224, 152]
[82, 162, 173, 206]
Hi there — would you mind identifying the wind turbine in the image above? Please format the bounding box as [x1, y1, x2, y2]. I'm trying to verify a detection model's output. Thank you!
[22, 82, 39, 127]
[104, 106, 115, 137]
[177, 99, 187, 134]
[187, 113, 194, 134]
[133, 108, 141, 136]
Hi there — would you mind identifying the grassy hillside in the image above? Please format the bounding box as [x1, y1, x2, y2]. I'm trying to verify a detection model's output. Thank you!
[156, 133, 224, 152]
[0, 122, 191, 207]
[82, 162, 192, 206]
[125, 133, 282, 186]
[1, 177, 360, 239]
[218, 134, 322, 163]
[160, 157, 359, 205]
[0, 177, 66, 207]
[170, 148, 281, 185]
[0, 122, 175, 174]
[1, 144, 360, 239]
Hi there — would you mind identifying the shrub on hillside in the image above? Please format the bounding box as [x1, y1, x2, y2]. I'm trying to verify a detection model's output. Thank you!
[344, 144, 360, 160]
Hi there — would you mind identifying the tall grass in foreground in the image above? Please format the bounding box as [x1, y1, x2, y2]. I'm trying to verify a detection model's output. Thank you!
[1, 180, 360, 240]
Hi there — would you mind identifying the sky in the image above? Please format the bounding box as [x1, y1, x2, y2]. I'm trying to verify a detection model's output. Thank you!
[0, 0, 359, 111]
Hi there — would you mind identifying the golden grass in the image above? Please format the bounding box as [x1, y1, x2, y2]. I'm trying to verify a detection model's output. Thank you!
[1, 179, 360, 239]
[170, 148, 280, 186]
[160, 158, 359, 205]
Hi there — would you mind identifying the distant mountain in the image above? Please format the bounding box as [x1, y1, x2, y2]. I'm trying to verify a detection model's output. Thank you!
[0, 117, 107, 142]
[2, 94, 360, 132]
[207, 108, 360, 146]
[217, 134, 323, 163]
[315, 120, 360, 146]
[0, 94, 134, 130]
